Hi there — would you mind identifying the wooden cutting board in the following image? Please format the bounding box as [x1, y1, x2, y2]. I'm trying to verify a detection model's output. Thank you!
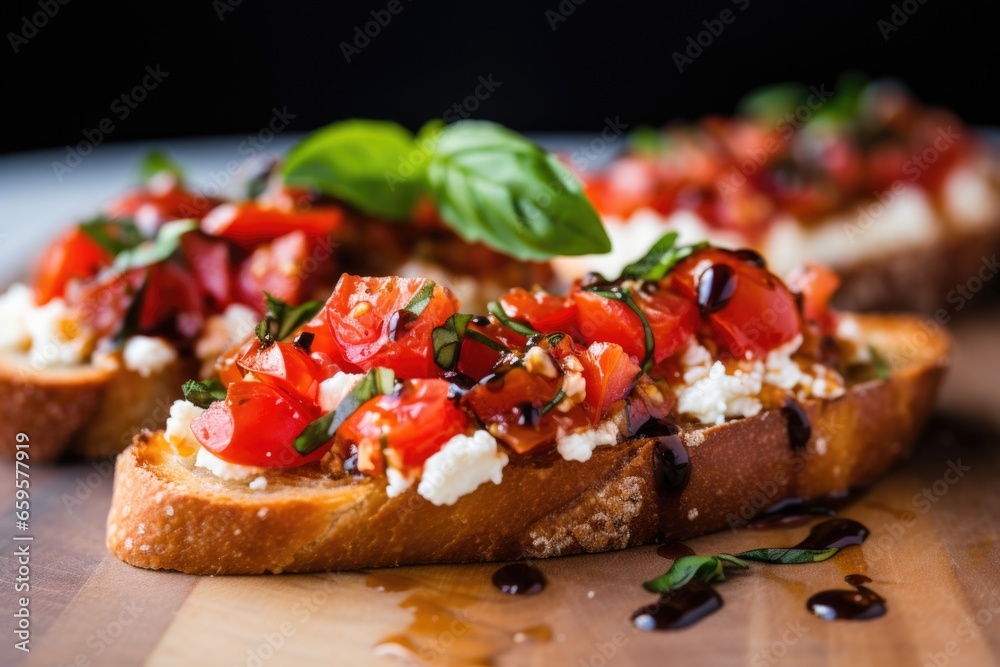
[3, 312, 1000, 667]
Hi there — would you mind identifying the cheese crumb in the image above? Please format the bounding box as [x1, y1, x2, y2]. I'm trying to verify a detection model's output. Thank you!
[164, 400, 205, 454]
[249, 476, 268, 491]
[417, 431, 508, 506]
[196, 448, 266, 480]
[318, 372, 365, 412]
[556, 420, 620, 463]
[385, 467, 414, 498]
[123, 335, 178, 377]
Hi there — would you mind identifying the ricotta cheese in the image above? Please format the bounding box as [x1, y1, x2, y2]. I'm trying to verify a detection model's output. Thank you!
[417, 431, 508, 506]
[385, 467, 414, 499]
[318, 372, 364, 412]
[195, 303, 259, 366]
[23, 295, 92, 368]
[556, 420, 620, 463]
[0, 283, 34, 352]
[122, 336, 178, 377]
[195, 448, 266, 481]
[164, 400, 205, 448]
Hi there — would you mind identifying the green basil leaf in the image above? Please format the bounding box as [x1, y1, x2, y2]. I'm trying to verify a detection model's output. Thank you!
[427, 121, 611, 260]
[294, 367, 397, 455]
[620, 233, 708, 282]
[282, 119, 425, 220]
[585, 286, 654, 373]
[432, 313, 474, 371]
[78, 217, 144, 256]
[737, 83, 810, 122]
[735, 547, 840, 564]
[182, 378, 228, 408]
[112, 220, 197, 273]
[487, 301, 540, 338]
[643, 555, 745, 593]
[139, 150, 185, 183]
[627, 125, 671, 157]
[869, 345, 891, 380]
[261, 292, 325, 342]
[404, 280, 437, 317]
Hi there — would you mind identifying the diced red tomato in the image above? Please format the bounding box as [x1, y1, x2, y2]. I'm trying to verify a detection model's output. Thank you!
[573, 285, 699, 365]
[70, 268, 146, 339]
[499, 288, 579, 336]
[201, 203, 343, 249]
[181, 233, 233, 307]
[578, 342, 641, 419]
[785, 262, 841, 326]
[318, 275, 459, 378]
[216, 336, 257, 387]
[34, 228, 111, 304]
[672, 248, 801, 359]
[235, 230, 311, 313]
[237, 341, 323, 402]
[455, 318, 526, 381]
[462, 368, 591, 454]
[106, 178, 217, 226]
[337, 379, 470, 469]
[140, 263, 204, 338]
[192, 381, 324, 467]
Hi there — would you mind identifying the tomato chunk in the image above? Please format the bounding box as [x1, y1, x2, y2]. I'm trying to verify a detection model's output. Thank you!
[191, 381, 324, 467]
[34, 228, 111, 304]
[499, 288, 579, 336]
[319, 275, 459, 378]
[785, 262, 840, 326]
[106, 179, 217, 226]
[337, 379, 470, 469]
[235, 230, 312, 313]
[672, 248, 801, 359]
[201, 203, 343, 248]
[237, 341, 323, 402]
[181, 232, 233, 307]
[579, 341, 641, 419]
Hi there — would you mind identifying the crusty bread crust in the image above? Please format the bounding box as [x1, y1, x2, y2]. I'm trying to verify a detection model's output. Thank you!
[106, 314, 950, 574]
[0, 354, 195, 462]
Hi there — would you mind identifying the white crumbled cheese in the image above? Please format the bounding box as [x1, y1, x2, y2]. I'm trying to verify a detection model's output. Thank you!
[556, 420, 620, 463]
[318, 372, 365, 412]
[810, 364, 846, 400]
[195, 448, 266, 480]
[385, 467, 414, 499]
[248, 476, 268, 491]
[0, 283, 34, 351]
[677, 341, 764, 425]
[194, 303, 259, 365]
[164, 400, 205, 450]
[122, 335, 178, 377]
[23, 295, 92, 367]
[417, 431, 508, 506]
[763, 335, 807, 391]
[942, 163, 1000, 233]
[561, 369, 587, 406]
[523, 346, 558, 379]
[837, 316, 872, 364]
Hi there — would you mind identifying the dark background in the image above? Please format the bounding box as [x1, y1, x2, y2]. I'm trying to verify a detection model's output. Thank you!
[1, 0, 996, 154]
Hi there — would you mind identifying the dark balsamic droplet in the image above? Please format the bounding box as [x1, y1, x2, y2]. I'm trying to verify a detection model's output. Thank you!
[388, 309, 419, 341]
[443, 371, 477, 400]
[792, 519, 869, 550]
[696, 264, 737, 315]
[470, 315, 490, 326]
[517, 402, 541, 427]
[731, 248, 767, 268]
[293, 331, 315, 353]
[747, 496, 836, 529]
[637, 420, 690, 493]
[631, 581, 723, 631]
[781, 398, 812, 451]
[807, 575, 886, 621]
[492, 563, 546, 595]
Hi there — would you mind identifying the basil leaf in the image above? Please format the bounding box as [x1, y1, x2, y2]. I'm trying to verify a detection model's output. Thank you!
[627, 126, 671, 157]
[735, 547, 840, 564]
[620, 233, 708, 282]
[294, 367, 397, 455]
[432, 313, 474, 371]
[112, 220, 197, 273]
[487, 301, 540, 338]
[427, 121, 611, 260]
[404, 280, 436, 317]
[139, 150, 185, 183]
[869, 345, 891, 380]
[643, 555, 747, 593]
[282, 119, 425, 220]
[182, 378, 228, 408]
[261, 292, 325, 342]
[79, 217, 144, 256]
[737, 84, 810, 122]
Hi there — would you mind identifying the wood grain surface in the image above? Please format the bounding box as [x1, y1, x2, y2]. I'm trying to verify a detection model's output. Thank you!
[2, 311, 1000, 667]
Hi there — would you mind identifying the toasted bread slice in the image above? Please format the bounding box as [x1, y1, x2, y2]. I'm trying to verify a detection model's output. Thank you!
[106, 314, 950, 574]
[0, 354, 195, 462]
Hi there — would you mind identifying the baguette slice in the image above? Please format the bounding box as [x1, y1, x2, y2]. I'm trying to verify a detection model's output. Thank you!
[0, 353, 195, 462]
[107, 314, 950, 575]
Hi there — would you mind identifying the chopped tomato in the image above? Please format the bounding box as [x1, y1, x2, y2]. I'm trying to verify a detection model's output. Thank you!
[201, 203, 343, 249]
[318, 275, 459, 378]
[573, 285, 699, 365]
[192, 381, 324, 467]
[34, 228, 111, 304]
[785, 262, 841, 326]
[237, 341, 323, 402]
[672, 248, 801, 359]
[499, 288, 579, 336]
[140, 263, 204, 338]
[70, 268, 145, 339]
[337, 379, 470, 469]
[181, 233, 233, 307]
[456, 317, 526, 381]
[578, 342, 641, 419]
[216, 336, 257, 387]
[235, 230, 312, 313]
[462, 368, 591, 454]
[106, 178, 217, 226]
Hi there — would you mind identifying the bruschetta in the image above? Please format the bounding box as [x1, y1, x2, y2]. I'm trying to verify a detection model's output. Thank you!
[106, 235, 950, 574]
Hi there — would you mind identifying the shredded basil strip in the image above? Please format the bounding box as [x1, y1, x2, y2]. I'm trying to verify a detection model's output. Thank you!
[182, 378, 228, 408]
[620, 232, 708, 282]
[642, 555, 748, 593]
[294, 368, 397, 455]
[540, 388, 567, 416]
[112, 219, 197, 273]
[79, 217, 144, 256]
[139, 149, 185, 183]
[432, 313, 475, 371]
[735, 547, 841, 564]
[487, 301, 540, 338]
[256, 293, 325, 344]
[404, 280, 437, 317]
[114, 276, 149, 344]
[585, 286, 655, 373]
